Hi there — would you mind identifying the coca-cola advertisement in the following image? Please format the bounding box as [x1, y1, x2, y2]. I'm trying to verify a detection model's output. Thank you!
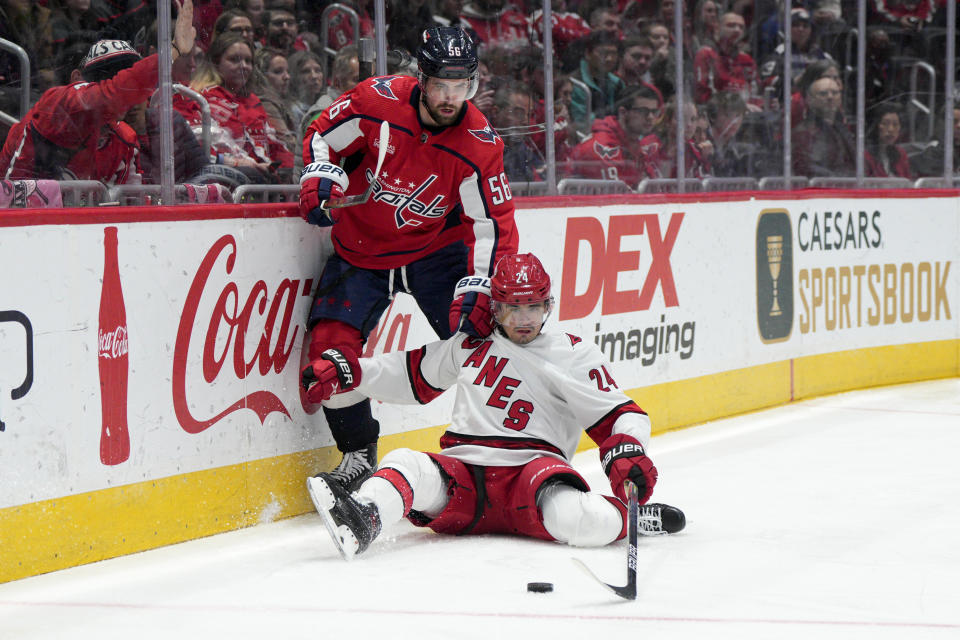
[98, 226, 130, 465]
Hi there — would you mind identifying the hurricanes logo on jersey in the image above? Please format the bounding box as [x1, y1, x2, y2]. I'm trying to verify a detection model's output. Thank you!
[371, 76, 400, 100]
[468, 125, 500, 144]
[371, 171, 448, 228]
[593, 141, 621, 160]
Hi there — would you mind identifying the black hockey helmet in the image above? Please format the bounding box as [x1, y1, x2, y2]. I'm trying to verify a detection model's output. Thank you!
[417, 26, 479, 99]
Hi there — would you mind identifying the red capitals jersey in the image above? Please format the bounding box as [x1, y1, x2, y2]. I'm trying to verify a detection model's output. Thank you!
[871, 0, 935, 24]
[692, 46, 758, 104]
[570, 115, 645, 186]
[461, 4, 531, 49]
[528, 9, 590, 52]
[303, 75, 519, 274]
[175, 85, 293, 168]
[326, 5, 374, 48]
[0, 55, 157, 181]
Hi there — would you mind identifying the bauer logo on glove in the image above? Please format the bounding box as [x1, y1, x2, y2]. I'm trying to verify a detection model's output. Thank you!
[300, 347, 362, 404]
[601, 441, 645, 470]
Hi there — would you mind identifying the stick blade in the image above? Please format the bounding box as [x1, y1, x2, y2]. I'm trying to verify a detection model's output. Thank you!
[571, 558, 637, 600]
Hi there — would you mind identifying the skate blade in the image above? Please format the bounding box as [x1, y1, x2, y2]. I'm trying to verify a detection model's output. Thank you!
[306, 477, 358, 561]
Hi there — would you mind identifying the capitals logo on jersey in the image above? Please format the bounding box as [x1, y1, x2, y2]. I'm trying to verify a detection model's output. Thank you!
[468, 124, 501, 144]
[593, 141, 621, 160]
[371, 76, 400, 100]
[370, 169, 448, 228]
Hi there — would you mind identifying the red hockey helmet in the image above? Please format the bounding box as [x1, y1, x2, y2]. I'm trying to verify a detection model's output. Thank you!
[490, 253, 552, 305]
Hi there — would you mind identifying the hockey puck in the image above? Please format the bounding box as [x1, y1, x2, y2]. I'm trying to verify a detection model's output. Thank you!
[526, 582, 554, 593]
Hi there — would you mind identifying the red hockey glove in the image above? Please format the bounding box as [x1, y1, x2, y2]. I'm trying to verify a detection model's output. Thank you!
[299, 162, 348, 226]
[300, 347, 361, 404]
[449, 275, 494, 338]
[599, 433, 658, 504]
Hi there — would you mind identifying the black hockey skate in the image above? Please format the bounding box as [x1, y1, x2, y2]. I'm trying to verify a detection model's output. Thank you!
[637, 503, 686, 535]
[307, 473, 381, 561]
[326, 443, 377, 492]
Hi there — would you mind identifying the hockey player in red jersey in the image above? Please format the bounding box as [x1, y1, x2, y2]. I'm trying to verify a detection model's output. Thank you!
[299, 26, 519, 492]
[0, 0, 197, 182]
[301, 253, 685, 560]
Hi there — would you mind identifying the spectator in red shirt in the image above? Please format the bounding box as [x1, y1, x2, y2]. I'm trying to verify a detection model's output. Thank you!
[461, 0, 530, 50]
[865, 103, 913, 179]
[192, 0, 224, 50]
[570, 84, 663, 185]
[692, 11, 758, 106]
[175, 32, 294, 181]
[529, 0, 591, 55]
[870, 0, 936, 31]
[0, 2, 197, 183]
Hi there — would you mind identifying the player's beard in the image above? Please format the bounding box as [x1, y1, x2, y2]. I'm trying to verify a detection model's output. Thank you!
[421, 95, 462, 127]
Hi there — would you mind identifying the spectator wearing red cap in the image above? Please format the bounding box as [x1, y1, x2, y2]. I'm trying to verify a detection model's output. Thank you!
[0, 0, 197, 183]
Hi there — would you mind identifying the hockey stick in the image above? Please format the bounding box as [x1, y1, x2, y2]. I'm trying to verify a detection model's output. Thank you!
[572, 480, 638, 600]
[322, 118, 390, 209]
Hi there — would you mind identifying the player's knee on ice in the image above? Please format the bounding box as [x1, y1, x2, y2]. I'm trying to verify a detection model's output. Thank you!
[539, 482, 623, 547]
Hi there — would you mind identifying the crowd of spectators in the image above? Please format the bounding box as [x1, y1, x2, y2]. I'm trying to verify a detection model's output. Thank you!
[0, 0, 957, 194]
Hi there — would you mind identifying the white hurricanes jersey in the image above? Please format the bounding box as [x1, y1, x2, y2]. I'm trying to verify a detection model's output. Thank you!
[355, 329, 651, 466]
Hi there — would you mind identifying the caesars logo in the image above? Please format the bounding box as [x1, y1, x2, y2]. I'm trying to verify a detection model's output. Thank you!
[756, 209, 793, 343]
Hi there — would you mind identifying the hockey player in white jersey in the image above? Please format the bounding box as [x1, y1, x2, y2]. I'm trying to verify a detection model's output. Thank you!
[301, 253, 684, 560]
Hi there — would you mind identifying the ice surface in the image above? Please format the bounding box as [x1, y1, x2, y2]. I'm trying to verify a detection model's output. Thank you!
[1, 379, 958, 639]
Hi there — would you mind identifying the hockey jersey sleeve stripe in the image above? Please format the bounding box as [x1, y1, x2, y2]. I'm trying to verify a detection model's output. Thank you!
[405, 347, 446, 404]
[585, 401, 648, 446]
[440, 431, 566, 458]
[458, 174, 498, 276]
[316, 117, 364, 155]
[434, 143, 500, 276]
